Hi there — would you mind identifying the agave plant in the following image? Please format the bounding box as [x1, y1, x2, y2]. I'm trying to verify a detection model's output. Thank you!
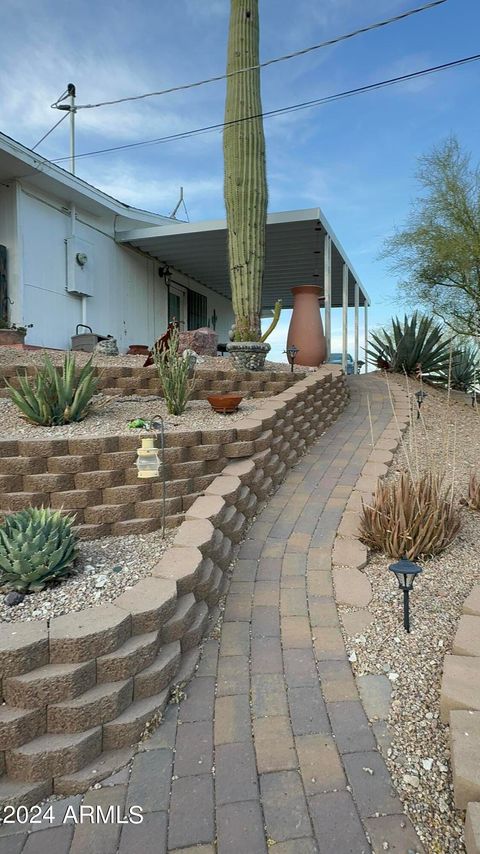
[366, 313, 453, 379]
[438, 344, 480, 392]
[359, 470, 461, 560]
[0, 507, 78, 593]
[6, 353, 99, 425]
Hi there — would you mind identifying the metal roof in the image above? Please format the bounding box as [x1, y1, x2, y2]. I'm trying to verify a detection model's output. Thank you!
[116, 208, 369, 309]
[0, 132, 173, 227]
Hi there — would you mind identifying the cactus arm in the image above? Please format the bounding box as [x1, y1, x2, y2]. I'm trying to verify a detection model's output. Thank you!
[260, 299, 282, 342]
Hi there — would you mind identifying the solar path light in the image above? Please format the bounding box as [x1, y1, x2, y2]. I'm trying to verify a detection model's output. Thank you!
[389, 557, 422, 633]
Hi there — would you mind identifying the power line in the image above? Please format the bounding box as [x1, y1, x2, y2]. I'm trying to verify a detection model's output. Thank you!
[50, 52, 480, 164]
[31, 105, 69, 150]
[52, 0, 447, 112]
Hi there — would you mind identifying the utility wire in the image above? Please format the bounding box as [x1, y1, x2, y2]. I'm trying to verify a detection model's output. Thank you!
[31, 111, 69, 151]
[51, 0, 447, 111]
[50, 52, 480, 164]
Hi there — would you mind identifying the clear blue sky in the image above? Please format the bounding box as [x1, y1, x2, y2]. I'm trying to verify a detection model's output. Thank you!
[1, 0, 479, 359]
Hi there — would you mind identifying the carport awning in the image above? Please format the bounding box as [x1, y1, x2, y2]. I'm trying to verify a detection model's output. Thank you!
[116, 208, 369, 309]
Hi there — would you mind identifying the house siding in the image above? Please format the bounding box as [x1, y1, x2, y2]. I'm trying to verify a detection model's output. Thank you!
[7, 183, 233, 351]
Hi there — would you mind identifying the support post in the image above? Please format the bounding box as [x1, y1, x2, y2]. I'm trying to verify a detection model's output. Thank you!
[354, 281, 359, 374]
[364, 302, 369, 373]
[403, 589, 410, 633]
[342, 263, 348, 372]
[68, 83, 76, 175]
[324, 234, 332, 361]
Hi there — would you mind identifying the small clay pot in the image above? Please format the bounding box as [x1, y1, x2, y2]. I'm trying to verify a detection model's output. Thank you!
[127, 345, 150, 356]
[207, 394, 243, 414]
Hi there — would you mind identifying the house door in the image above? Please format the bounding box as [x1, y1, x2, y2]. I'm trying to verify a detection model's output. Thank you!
[168, 283, 187, 329]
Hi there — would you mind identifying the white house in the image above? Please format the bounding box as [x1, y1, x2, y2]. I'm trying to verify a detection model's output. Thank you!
[0, 131, 370, 364]
[0, 132, 234, 351]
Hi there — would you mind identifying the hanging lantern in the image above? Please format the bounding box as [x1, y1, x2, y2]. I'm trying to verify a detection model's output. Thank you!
[136, 437, 161, 479]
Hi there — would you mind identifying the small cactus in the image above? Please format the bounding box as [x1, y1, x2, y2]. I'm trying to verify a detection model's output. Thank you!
[153, 326, 194, 415]
[0, 507, 79, 593]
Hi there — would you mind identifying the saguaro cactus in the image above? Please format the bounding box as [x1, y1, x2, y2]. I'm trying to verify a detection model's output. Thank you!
[224, 0, 267, 342]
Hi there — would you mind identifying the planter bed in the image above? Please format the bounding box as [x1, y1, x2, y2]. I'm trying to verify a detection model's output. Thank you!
[0, 366, 349, 807]
[0, 528, 175, 625]
[336, 374, 480, 854]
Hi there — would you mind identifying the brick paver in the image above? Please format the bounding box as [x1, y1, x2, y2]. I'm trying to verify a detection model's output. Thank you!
[2, 376, 425, 853]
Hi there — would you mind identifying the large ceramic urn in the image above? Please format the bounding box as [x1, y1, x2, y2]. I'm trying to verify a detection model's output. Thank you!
[287, 285, 326, 366]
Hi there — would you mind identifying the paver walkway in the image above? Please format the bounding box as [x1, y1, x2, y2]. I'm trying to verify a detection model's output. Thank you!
[0, 376, 424, 854]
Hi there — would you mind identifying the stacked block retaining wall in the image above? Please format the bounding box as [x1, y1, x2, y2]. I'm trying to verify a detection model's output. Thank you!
[0, 372, 304, 538]
[0, 365, 302, 400]
[0, 367, 348, 807]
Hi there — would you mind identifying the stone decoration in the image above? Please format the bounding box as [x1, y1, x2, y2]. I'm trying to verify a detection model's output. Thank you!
[226, 341, 271, 371]
[94, 337, 119, 356]
[0, 367, 349, 803]
[439, 583, 480, 851]
[178, 328, 218, 357]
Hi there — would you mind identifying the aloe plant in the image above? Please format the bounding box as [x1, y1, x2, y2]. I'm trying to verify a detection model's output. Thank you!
[366, 313, 453, 379]
[6, 353, 99, 425]
[359, 470, 461, 560]
[0, 507, 78, 593]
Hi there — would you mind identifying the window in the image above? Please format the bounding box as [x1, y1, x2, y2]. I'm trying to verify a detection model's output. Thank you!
[187, 290, 208, 330]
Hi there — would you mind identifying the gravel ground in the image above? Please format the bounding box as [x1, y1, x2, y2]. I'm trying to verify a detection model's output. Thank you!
[0, 394, 267, 438]
[0, 347, 308, 373]
[341, 374, 480, 854]
[0, 528, 175, 623]
[0, 348, 308, 437]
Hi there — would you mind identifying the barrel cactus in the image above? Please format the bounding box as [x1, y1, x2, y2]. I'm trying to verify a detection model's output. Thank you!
[0, 507, 78, 593]
[224, 0, 267, 343]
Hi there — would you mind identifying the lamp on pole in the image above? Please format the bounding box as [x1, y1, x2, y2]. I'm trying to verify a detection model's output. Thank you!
[389, 557, 422, 633]
[284, 344, 299, 373]
[135, 414, 167, 538]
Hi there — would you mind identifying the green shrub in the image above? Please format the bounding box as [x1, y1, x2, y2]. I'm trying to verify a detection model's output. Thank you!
[0, 507, 78, 593]
[366, 312, 452, 379]
[6, 353, 99, 426]
[153, 326, 193, 415]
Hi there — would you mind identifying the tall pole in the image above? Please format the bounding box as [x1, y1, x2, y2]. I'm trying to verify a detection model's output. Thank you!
[324, 234, 332, 361]
[354, 281, 359, 374]
[68, 83, 76, 175]
[364, 302, 369, 373]
[342, 263, 348, 372]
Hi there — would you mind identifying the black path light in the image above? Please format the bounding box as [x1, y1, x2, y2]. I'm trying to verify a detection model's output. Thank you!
[389, 557, 423, 633]
[414, 389, 427, 419]
[284, 344, 300, 373]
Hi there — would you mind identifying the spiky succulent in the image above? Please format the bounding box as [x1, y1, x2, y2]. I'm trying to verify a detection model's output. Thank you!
[0, 507, 78, 593]
[439, 344, 480, 392]
[359, 470, 461, 560]
[366, 313, 453, 379]
[154, 326, 193, 416]
[6, 353, 99, 426]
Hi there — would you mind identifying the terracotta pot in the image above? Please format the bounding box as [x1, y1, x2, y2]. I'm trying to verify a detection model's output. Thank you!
[0, 328, 26, 348]
[287, 285, 326, 367]
[207, 394, 243, 414]
[127, 345, 150, 356]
